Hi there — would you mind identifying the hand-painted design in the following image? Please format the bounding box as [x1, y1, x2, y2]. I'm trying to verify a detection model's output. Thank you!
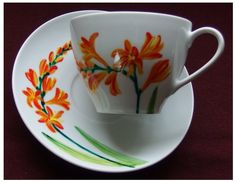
[42, 132, 121, 167]
[75, 126, 147, 166]
[77, 32, 171, 113]
[147, 86, 159, 114]
[43, 125, 146, 167]
[43, 126, 136, 168]
[23, 42, 147, 168]
[23, 41, 72, 132]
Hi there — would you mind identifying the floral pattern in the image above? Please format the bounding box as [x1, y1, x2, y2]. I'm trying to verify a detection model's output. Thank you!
[22, 41, 146, 168]
[36, 106, 64, 133]
[76, 32, 171, 113]
[23, 41, 71, 132]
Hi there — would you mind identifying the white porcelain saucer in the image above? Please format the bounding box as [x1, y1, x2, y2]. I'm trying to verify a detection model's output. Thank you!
[12, 11, 194, 173]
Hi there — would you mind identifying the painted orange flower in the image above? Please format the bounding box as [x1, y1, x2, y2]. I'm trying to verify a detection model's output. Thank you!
[35, 106, 64, 133]
[105, 72, 121, 96]
[76, 59, 94, 79]
[42, 76, 56, 92]
[48, 51, 55, 63]
[139, 32, 164, 59]
[62, 41, 72, 51]
[56, 47, 63, 55]
[80, 32, 109, 67]
[22, 87, 42, 110]
[23, 42, 72, 132]
[77, 33, 171, 113]
[88, 72, 108, 92]
[25, 69, 38, 88]
[46, 88, 70, 110]
[49, 51, 64, 63]
[39, 59, 57, 76]
[111, 40, 143, 75]
[141, 59, 171, 91]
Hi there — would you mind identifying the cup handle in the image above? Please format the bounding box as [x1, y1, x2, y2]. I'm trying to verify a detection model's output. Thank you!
[173, 27, 225, 92]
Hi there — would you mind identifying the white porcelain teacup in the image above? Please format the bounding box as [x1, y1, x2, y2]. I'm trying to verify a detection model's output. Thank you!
[70, 11, 224, 114]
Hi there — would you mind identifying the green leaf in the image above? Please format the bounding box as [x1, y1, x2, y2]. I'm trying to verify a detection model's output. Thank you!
[75, 126, 147, 166]
[147, 86, 158, 114]
[52, 125, 134, 168]
[42, 132, 120, 167]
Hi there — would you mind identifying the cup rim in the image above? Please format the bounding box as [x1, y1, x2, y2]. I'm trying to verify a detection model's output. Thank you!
[71, 11, 192, 26]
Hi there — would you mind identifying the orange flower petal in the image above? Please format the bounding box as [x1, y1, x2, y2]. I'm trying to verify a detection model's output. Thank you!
[38, 118, 48, 123]
[105, 72, 121, 96]
[142, 52, 162, 59]
[142, 59, 171, 91]
[56, 47, 63, 55]
[45, 88, 70, 110]
[104, 73, 114, 85]
[49, 66, 57, 74]
[46, 106, 53, 117]
[23, 88, 41, 108]
[42, 77, 56, 92]
[54, 111, 64, 119]
[63, 42, 69, 50]
[25, 69, 38, 87]
[83, 54, 93, 62]
[135, 58, 143, 74]
[56, 57, 64, 63]
[131, 47, 139, 57]
[80, 33, 109, 67]
[26, 97, 33, 107]
[22, 89, 30, 96]
[141, 32, 152, 52]
[89, 32, 99, 46]
[88, 72, 107, 91]
[51, 120, 64, 130]
[124, 40, 132, 52]
[33, 99, 42, 110]
[39, 59, 49, 76]
[36, 110, 48, 118]
[81, 37, 90, 46]
[48, 51, 55, 63]
[46, 122, 56, 133]
[140, 33, 164, 60]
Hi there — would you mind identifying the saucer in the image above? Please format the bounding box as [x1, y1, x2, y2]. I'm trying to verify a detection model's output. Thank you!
[12, 11, 194, 173]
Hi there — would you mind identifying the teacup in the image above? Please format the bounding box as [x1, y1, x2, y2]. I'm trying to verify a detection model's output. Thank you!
[70, 11, 224, 114]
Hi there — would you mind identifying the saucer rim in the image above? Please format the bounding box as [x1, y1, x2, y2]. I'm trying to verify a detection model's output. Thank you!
[71, 11, 192, 28]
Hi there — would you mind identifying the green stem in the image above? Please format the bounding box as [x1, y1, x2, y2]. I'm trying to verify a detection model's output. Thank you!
[132, 65, 141, 114]
[41, 101, 47, 113]
[147, 86, 158, 114]
[83, 64, 108, 73]
[37, 73, 49, 114]
[136, 91, 141, 114]
[53, 125, 134, 168]
[81, 64, 135, 81]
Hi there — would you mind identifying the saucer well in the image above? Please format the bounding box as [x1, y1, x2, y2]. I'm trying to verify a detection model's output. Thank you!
[12, 11, 194, 173]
